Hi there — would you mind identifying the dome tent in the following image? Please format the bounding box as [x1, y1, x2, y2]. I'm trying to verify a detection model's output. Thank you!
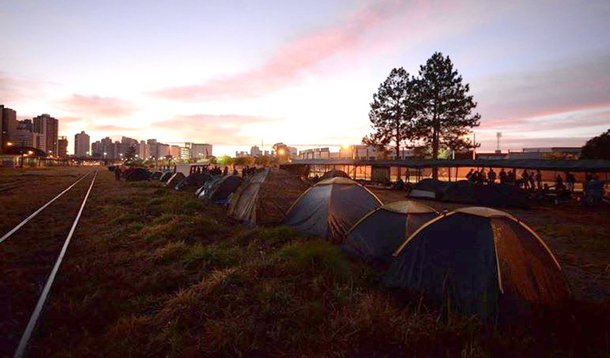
[343, 201, 438, 266]
[228, 168, 310, 226]
[159, 171, 173, 182]
[125, 167, 151, 181]
[165, 172, 185, 188]
[385, 207, 569, 319]
[284, 177, 382, 242]
[150, 171, 164, 180]
[199, 175, 243, 204]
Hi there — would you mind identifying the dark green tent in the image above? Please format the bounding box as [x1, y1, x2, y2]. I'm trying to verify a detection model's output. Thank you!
[228, 168, 310, 226]
[343, 201, 438, 266]
[284, 177, 382, 242]
[159, 171, 173, 182]
[199, 175, 243, 204]
[385, 207, 569, 319]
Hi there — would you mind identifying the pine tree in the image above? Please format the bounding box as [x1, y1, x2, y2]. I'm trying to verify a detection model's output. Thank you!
[581, 129, 610, 160]
[415, 52, 480, 177]
[364, 68, 418, 159]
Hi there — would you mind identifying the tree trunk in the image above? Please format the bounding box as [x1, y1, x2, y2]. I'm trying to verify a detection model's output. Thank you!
[395, 120, 401, 160]
[432, 115, 439, 180]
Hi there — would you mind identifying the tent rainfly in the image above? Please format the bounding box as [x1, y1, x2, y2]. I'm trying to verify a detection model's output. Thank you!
[159, 171, 173, 182]
[284, 177, 382, 242]
[228, 168, 310, 226]
[385, 207, 569, 319]
[165, 172, 186, 188]
[199, 175, 243, 204]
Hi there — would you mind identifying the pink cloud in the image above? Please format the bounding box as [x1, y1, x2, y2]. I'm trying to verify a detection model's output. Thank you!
[58, 94, 137, 117]
[153, 114, 279, 144]
[151, 1, 408, 101]
[0, 72, 45, 103]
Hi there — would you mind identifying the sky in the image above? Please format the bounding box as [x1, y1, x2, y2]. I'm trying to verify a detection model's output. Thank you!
[1, 0, 609, 156]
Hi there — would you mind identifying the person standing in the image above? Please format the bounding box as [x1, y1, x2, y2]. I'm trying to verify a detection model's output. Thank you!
[566, 172, 576, 192]
[487, 168, 496, 184]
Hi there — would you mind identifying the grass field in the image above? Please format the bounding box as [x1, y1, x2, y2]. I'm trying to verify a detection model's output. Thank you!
[1, 167, 608, 356]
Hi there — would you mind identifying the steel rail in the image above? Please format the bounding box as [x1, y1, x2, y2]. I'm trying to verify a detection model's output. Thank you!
[0, 171, 93, 244]
[13, 170, 98, 358]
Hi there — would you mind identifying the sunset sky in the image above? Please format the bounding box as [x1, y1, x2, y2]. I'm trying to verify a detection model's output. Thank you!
[1, 0, 609, 155]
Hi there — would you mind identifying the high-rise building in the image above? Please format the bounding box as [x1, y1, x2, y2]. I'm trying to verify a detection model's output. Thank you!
[250, 145, 262, 157]
[1, 105, 18, 150]
[121, 136, 138, 146]
[74, 131, 90, 157]
[170, 145, 181, 158]
[186, 143, 213, 158]
[138, 140, 149, 159]
[33, 114, 58, 156]
[179, 147, 191, 160]
[157, 143, 170, 158]
[58, 136, 68, 158]
[147, 139, 158, 158]
[11, 119, 34, 149]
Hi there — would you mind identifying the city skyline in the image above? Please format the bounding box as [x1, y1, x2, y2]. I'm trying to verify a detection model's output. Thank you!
[2, 1, 610, 156]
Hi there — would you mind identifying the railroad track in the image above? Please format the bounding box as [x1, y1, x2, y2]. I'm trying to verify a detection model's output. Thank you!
[0, 170, 98, 358]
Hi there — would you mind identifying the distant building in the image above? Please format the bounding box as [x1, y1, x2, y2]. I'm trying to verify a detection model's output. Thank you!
[1, 106, 17, 150]
[138, 140, 149, 159]
[11, 119, 34, 148]
[235, 151, 249, 158]
[157, 143, 170, 158]
[187, 143, 213, 158]
[288, 146, 298, 159]
[170, 145, 181, 158]
[58, 136, 68, 158]
[95, 137, 115, 159]
[179, 147, 191, 160]
[298, 147, 331, 159]
[507, 147, 581, 160]
[250, 145, 262, 157]
[12, 128, 34, 148]
[33, 114, 58, 156]
[121, 136, 138, 146]
[74, 131, 90, 157]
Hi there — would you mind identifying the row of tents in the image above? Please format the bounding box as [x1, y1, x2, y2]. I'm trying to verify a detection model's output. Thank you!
[152, 167, 569, 319]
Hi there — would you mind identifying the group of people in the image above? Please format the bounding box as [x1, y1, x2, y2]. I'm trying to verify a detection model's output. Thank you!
[465, 168, 579, 192]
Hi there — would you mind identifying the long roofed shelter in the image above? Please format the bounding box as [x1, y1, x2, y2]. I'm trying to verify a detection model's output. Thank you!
[284, 177, 382, 242]
[281, 158, 610, 185]
[343, 201, 439, 266]
[384, 207, 569, 319]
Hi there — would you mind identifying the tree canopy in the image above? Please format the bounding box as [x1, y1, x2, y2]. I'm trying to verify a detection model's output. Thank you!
[581, 129, 610, 160]
[364, 52, 480, 172]
[364, 67, 418, 158]
[416, 52, 480, 159]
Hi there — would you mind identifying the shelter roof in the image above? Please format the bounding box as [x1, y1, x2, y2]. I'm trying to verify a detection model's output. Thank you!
[285, 158, 610, 172]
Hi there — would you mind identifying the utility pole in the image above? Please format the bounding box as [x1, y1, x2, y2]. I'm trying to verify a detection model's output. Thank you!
[472, 132, 476, 160]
